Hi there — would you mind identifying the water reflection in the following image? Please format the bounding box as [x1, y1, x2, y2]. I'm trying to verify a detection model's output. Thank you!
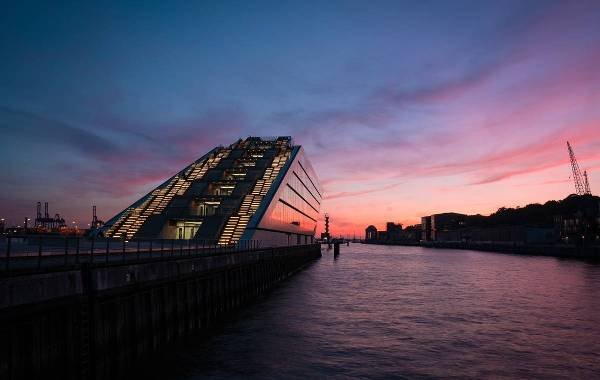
[138, 244, 600, 379]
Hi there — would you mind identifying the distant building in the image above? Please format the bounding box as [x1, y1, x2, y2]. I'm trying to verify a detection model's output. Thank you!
[386, 222, 403, 240]
[554, 196, 600, 244]
[364, 222, 420, 244]
[421, 216, 431, 241]
[365, 225, 378, 241]
[452, 226, 556, 244]
[419, 195, 600, 245]
[421, 213, 467, 241]
[402, 224, 422, 241]
[421, 211, 557, 244]
[431, 213, 467, 240]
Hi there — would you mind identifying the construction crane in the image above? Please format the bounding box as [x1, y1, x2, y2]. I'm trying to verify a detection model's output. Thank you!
[90, 205, 104, 229]
[34, 201, 66, 229]
[567, 141, 591, 195]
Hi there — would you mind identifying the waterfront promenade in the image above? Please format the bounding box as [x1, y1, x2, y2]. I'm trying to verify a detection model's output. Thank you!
[0, 236, 262, 274]
[0, 238, 321, 380]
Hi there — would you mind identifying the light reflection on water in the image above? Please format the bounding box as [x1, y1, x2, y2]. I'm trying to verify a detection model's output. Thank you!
[140, 244, 600, 379]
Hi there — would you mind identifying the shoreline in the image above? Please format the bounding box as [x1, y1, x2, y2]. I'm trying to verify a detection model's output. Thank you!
[363, 241, 600, 259]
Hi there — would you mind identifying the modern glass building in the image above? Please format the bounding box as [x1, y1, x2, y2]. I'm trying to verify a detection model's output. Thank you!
[97, 136, 322, 246]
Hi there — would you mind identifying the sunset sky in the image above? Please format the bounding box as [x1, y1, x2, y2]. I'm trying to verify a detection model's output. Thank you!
[1, 0, 600, 235]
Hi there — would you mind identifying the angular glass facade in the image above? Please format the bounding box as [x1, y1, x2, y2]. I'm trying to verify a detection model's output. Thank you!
[245, 148, 322, 246]
[97, 137, 321, 247]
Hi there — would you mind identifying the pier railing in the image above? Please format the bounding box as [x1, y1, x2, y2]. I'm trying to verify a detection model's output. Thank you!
[0, 236, 314, 276]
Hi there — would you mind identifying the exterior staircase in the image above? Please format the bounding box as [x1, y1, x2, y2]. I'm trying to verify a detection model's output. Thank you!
[218, 148, 291, 245]
[105, 148, 230, 239]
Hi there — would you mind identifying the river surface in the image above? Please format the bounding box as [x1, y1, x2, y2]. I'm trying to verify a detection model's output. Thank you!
[139, 244, 600, 379]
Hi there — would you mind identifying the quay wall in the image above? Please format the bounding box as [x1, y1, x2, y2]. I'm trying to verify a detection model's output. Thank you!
[420, 241, 600, 259]
[0, 244, 321, 380]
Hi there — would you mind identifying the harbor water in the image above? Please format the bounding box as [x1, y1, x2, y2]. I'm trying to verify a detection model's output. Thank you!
[138, 244, 600, 379]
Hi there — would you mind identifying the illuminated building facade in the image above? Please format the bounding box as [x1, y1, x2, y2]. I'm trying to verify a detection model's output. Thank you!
[98, 137, 322, 246]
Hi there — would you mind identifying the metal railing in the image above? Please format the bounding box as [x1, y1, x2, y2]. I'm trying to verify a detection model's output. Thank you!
[0, 235, 282, 275]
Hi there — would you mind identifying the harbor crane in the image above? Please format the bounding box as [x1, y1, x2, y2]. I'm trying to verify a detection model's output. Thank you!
[567, 141, 591, 195]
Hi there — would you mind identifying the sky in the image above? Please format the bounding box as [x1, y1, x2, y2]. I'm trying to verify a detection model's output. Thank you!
[1, 0, 600, 235]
